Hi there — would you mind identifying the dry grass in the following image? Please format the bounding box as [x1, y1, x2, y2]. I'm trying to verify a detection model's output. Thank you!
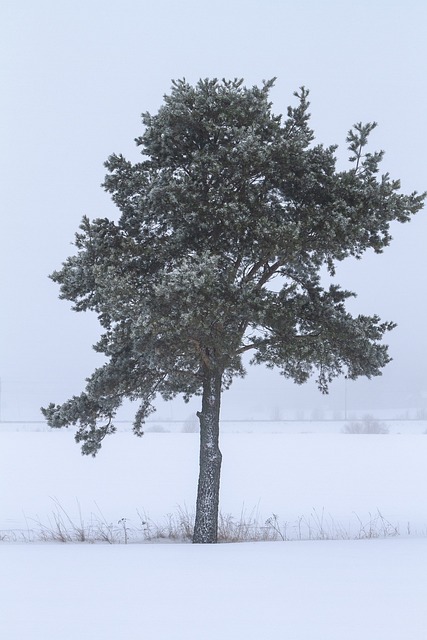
[0, 501, 405, 544]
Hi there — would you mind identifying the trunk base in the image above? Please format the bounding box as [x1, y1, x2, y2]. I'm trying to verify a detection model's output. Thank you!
[192, 366, 223, 544]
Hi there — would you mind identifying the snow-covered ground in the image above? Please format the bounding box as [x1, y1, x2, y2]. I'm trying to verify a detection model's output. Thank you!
[2, 428, 427, 639]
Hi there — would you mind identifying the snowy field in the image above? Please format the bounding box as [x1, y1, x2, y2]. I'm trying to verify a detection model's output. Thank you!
[2, 428, 427, 639]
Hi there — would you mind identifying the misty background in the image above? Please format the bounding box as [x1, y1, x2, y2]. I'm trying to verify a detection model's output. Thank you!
[1, 0, 426, 423]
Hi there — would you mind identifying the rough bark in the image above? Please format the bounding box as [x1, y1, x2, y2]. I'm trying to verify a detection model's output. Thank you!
[193, 365, 223, 543]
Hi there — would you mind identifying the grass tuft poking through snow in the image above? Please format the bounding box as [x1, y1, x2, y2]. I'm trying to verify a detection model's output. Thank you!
[0, 502, 404, 544]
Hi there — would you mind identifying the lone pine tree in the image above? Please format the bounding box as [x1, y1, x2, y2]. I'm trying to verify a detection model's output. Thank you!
[42, 79, 425, 543]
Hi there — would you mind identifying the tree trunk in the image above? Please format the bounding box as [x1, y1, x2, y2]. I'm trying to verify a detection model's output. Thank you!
[193, 365, 223, 543]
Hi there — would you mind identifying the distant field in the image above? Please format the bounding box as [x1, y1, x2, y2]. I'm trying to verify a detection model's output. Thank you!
[2, 429, 427, 535]
[1, 417, 426, 434]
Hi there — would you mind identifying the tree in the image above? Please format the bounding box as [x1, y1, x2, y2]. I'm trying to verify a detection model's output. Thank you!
[42, 78, 425, 543]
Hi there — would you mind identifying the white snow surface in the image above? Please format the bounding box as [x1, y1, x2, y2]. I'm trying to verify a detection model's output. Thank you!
[2, 429, 427, 639]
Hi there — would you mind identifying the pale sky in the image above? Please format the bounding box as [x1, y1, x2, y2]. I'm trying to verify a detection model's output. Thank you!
[1, 0, 426, 422]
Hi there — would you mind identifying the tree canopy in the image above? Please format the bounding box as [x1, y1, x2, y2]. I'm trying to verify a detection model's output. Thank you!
[42, 78, 424, 541]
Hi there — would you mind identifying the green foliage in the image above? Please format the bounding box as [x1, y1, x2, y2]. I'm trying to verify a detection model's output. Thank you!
[42, 78, 425, 454]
